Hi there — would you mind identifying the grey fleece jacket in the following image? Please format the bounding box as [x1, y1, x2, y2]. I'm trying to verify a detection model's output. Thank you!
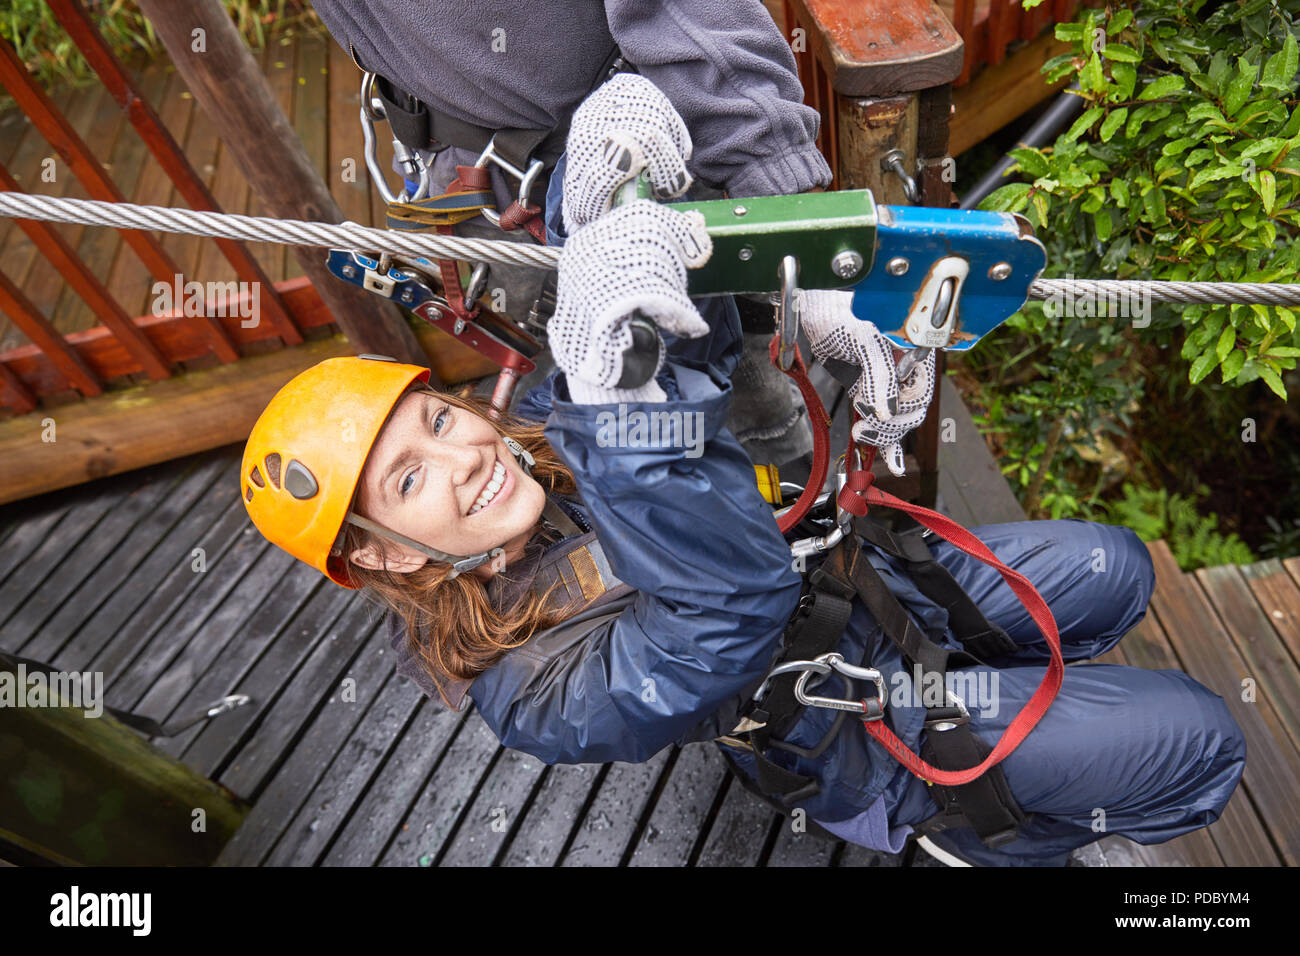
[311, 0, 832, 197]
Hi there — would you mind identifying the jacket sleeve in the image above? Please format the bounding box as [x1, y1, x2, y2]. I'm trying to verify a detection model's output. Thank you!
[605, 0, 833, 197]
[471, 360, 803, 763]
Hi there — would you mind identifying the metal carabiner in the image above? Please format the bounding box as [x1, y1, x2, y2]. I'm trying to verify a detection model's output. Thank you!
[359, 72, 435, 205]
[474, 136, 545, 229]
[793, 653, 886, 719]
[774, 255, 801, 371]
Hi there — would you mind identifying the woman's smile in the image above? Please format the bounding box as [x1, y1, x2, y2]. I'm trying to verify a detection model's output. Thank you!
[469, 455, 515, 515]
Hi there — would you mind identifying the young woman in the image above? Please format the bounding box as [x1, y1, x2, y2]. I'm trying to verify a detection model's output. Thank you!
[241, 79, 1245, 866]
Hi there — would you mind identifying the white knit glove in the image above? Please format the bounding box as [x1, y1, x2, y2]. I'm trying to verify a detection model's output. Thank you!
[561, 74, 694, 235]
[796, 289, 936, 476]
[551, 200, 712, 404]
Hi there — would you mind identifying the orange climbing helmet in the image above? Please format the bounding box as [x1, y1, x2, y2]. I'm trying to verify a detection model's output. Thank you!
[241, 354, 431, 588]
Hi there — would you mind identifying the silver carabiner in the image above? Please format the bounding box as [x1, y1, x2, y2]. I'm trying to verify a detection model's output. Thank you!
[474, 136, 545, 229]
[774, 255, 801, 371]
[359, 72, 434, 205]
[793, 652, 886, 718]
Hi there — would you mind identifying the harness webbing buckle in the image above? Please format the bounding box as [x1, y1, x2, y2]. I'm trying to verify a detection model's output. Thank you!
[924, 689, 971, 732]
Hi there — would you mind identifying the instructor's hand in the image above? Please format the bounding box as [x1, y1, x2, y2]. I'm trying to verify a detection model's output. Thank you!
[562, 74, 694, 235]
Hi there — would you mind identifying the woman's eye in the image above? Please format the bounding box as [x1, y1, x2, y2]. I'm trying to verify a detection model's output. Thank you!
[400, 471, 417, 497]
[432, 407, 449, 436]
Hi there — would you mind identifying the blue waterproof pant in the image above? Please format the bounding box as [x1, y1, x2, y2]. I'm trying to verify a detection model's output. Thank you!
[874, 518, 1246, 865]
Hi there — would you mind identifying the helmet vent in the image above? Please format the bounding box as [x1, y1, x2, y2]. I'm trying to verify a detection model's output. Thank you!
[264, 453, 282, 488]
[245, 486, 254, 502]
[249, 466, 265, 488]
[285, 459, 319, 500]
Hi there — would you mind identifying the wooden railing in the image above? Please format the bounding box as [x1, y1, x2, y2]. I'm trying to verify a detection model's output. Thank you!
[0, 0, 303, 415]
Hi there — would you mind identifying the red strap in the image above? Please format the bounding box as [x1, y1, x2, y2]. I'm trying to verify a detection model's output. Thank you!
[841, 440, 1065, 786]
[768, 334, 831, 533]
[499, 200, 549, 244]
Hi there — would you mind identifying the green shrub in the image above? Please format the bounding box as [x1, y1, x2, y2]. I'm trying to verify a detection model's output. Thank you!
[1103, 482, 1256, 570]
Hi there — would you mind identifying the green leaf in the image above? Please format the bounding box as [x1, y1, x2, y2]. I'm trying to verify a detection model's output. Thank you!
[1062, 106, 1104, 143]
[1224, 57, 1258, 117]
[1102, 43, 1141, 63]
[1216, 324, 1236, 361]
[1080, 53, 1106, 94]
[1109, 178, 1130, 207]
[1055, 22, 1085, 42]
[1258, 363, 1288, 399]
[1260, 32, 1299, 91]
[1189, 163, 1244, 190]
[1100, 107, 1128, 141]
[1186, 101, 1227, 125]
[1094, 207, 1112, 242]
[1009, 147, 1050, 178]
[1266, 346, 1300, 357]
[980, 182, 1031, 213]
[1221, 349, 1246, 381]
[1111, 61, 1137, 100]
[1189, 348, 1218, 384]
[1258, 169, 1277, 213]
[1139, 75, 1185, 100]
[1108, 9, 1134, 35]
[1142, 184, 1167, 224]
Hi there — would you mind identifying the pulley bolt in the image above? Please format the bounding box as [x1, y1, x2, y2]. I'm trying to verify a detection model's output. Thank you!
[401, 289, 416, 304]
[342, 264, 358, 278]
[739, 246, 755, 261]
[886, 257, 910, 276]
[733, 205, 748, 217]
[832, 251, 864, 280]
[989, 262, 1013, 281]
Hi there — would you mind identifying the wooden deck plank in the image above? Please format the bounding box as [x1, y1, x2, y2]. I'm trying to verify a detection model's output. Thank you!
[695, 777, 780, 867]
[214, 602, 384, 798]
[1100, 599, 1276, 867]
[560, 750, 671, 866]
[767, 822, 838, 866]
[1241, 559, 1300, 671]
[103, 64, 194, 321]
[321, 689, 476, 866]
[24, 451, 226, 663]
[496, 763, 604, 867]
[0, 458, 189, 655]
[55, 453, 241, 673]
[627, 744, 729, 866]
[0, 495, 75, 590]
[1197, 563, 1300, 760]
[215, 625, 401, 866]
[115, 544, 300, 713]
[936, 374, 1026, 525]
[327, 38, 371, 229]
[152, 562, 331, 762]
[438, 744, 552, 866]
[269, 680, 431, 867]
[48, 65, 165, 335]
[1147, 540, 1300, 866]
[90, 494, 261, 688]
[176, 582, 358, 777]
[376, 709, 504, 867]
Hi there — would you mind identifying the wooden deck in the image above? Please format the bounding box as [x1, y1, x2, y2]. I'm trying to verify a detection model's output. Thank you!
[2, 358, 1295, 867]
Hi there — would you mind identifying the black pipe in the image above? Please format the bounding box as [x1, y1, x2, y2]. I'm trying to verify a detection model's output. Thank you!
[959, 83, 1084, 210]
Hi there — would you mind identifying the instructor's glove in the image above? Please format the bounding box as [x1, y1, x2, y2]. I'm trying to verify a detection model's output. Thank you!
[796, 289, 936, 476]
[551, 200, 712, 404]
[562, 74, 694, 235]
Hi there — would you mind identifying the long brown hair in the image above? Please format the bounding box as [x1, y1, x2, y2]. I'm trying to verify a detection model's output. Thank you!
[341, 386, 584, 708]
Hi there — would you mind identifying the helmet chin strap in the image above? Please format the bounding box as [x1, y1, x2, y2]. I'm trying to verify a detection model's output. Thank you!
[345, 435, 537, 580]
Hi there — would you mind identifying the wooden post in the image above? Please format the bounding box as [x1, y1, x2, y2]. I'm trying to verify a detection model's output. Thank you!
[133, 0, 431, 371]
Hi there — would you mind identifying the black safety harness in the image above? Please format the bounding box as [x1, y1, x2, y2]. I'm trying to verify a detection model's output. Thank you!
[719, 509, 1028, 850]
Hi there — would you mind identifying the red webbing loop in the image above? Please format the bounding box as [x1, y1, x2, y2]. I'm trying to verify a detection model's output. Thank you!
[768, 333, 831, 533]
[840, 430, 1065, 786]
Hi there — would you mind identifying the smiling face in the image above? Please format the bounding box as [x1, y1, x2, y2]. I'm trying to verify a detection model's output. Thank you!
[348, 389, 547, 579]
